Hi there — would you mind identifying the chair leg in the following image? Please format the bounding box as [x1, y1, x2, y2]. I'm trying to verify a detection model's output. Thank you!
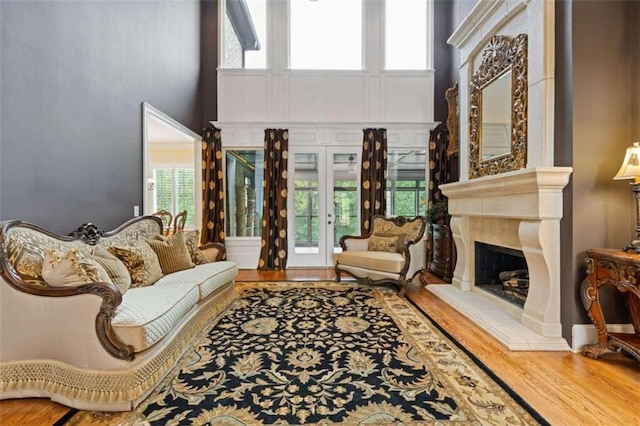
[397, 279, 406, 298]
[334, 264, 342, 283]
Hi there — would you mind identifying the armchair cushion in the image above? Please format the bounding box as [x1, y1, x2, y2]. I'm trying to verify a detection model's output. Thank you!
[337, 250, 406, 274]
[368, 234, 402, 253]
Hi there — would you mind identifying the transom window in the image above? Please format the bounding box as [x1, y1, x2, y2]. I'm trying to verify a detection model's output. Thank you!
[289, 0, 362, 70]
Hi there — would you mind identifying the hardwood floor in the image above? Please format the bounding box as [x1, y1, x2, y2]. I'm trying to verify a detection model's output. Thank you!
[1, 269, 638, 425]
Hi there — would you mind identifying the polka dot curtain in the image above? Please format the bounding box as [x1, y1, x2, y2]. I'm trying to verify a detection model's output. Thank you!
[360, 129, 388, 235]
[200, 125, 226, 251]
[258, 129, 289, 270]
[428, 123, 452, 209]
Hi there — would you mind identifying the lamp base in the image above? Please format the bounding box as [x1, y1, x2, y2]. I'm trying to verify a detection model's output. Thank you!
[622, 240, 640, 253]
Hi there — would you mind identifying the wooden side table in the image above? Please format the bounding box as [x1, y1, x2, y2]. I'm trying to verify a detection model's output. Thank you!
[580, 249, 640, 361]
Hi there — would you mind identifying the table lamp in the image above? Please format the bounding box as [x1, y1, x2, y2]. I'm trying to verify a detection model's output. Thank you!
[614, 141, 640, 252]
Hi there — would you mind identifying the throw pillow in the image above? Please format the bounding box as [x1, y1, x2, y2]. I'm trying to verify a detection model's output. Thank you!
[148, 232, 195, 274]
[373, 233, 407, 253]
[368, 234, 400, 253]
[182, 230, 209, 265]
[90, 245, 132, 295]
[42, 248, 112, 287]
[108, 241, 163, 288]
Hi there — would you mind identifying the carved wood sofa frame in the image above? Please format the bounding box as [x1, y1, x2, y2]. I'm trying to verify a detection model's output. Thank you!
[0, 216, 226, 361]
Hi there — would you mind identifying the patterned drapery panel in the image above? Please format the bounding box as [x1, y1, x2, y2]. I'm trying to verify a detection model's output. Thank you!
[360, 128, 388, 235]
[258, 129, 289, 270]
[428, 122, 451, 207]
[201, 126, 226, 251]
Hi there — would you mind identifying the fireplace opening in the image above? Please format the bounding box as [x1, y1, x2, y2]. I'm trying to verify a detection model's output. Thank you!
[475, 242, 528, 308]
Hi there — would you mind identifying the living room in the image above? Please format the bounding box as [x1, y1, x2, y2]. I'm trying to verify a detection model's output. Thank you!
[1, 0, 638, 424]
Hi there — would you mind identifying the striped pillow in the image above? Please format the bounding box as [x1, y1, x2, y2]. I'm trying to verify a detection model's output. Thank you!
[90, 245, 131, 294]
[148, 232, 195, 275]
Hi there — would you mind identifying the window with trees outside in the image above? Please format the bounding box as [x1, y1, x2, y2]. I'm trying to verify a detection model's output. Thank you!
[153, 167, 196, 228]
[386, 150, 427, 217]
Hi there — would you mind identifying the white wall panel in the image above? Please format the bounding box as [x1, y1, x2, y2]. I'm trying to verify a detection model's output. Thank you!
[219, 70, 435, 125]
[217, 73, 270, 122]
[288, 74, 365, 122]
[382, 75, 433, 123]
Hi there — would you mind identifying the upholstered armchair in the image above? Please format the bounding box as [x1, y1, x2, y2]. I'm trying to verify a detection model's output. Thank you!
[335, 215, 427, 296]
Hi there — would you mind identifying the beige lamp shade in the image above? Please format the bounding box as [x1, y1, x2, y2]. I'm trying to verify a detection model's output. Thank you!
[614, 142, 640, 182]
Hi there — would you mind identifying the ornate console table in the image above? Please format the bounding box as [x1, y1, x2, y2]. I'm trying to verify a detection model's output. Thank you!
[581, 249, 640, 361]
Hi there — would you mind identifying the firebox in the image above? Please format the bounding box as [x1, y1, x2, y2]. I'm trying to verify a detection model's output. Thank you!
[475, 242, 528, 307]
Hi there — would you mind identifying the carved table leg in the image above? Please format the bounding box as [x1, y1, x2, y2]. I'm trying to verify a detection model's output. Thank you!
[580, 258, 610, 359]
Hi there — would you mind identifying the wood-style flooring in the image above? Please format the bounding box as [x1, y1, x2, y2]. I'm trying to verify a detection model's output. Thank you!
[0, 269, 638, 425]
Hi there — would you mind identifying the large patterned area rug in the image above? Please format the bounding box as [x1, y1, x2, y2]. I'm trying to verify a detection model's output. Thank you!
[61, 282, 547, 425]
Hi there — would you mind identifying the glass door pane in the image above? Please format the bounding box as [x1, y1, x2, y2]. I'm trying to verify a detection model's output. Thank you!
[331, 151, 359, 255]
[293, 154, 320, 254]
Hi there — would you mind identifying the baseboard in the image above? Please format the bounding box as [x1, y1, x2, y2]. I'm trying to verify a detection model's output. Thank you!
[571, 323, 635, 353]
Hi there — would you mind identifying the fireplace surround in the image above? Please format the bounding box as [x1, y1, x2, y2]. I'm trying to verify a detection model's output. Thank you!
[431, 168, 572, 350]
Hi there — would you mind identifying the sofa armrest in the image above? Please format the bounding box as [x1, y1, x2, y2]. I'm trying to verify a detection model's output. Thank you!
[0, 262, 135, 361]
[199, 242, 226, 262]
[339, 235, 370, 251]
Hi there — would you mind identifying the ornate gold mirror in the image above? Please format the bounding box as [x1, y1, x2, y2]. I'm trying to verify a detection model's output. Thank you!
[469, 34, 528, 179]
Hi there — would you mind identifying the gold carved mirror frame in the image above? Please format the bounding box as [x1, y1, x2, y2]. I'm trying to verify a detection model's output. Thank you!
[468, 34, 528, 179]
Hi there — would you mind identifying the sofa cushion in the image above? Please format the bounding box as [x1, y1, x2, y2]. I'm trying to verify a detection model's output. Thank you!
[112, 281, 200, 351]
[89, 246, 131, 294]
[108, 240, 163, 288]
[148, 232, 195, 274]
[42, 248, 111, 287]
[153, 261, 238, 300]
[182, 230, 209, 265]
[337, 250, 405, 274]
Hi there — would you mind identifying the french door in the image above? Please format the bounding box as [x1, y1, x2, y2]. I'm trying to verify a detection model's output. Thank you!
[287, 146, 361, 267]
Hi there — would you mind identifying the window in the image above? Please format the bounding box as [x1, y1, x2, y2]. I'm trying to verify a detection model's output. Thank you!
[222, 0, 267, 69]
[333, 179, 358, 247]
[385, 0, 428, 70]
[154, 168, 196, 228]
[225, 149, 264, 237]
[289, 0, 362, 70]
[386, 150, 426, 216]
[294, 179, 319, 248]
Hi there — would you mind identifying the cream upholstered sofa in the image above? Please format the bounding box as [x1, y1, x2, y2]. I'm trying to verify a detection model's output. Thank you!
[335, 215, 426, 296]
[0, 216, 238, 411]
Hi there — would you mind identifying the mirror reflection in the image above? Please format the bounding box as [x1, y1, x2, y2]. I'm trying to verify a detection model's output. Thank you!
[481, 70, 512, 160]
[142, 103, 202, 231]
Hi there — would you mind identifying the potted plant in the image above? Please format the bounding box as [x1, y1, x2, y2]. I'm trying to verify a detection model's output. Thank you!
[425, 198, 450, 225]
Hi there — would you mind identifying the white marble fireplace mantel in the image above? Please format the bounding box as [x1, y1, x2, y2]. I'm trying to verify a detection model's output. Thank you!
[433, 167, 573, 351]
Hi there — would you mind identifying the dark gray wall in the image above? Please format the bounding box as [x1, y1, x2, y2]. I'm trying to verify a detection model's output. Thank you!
[433, 0, 454, 123]
[558, 0, 639, 338]
[0, 0, 202, 234]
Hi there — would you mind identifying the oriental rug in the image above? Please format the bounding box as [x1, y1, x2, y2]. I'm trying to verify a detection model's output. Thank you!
[59, 282, 547, 425]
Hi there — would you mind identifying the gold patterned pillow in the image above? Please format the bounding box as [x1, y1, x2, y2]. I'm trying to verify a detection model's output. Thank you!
[42, 249, 111, 287]
[108, 241, 163, 288]
[368, 234, 400, 253]
[373, 233, 406, 253]
[89, 245, 132, 295]
[148, 232, 195, 274]
[182, 230, 209, 265]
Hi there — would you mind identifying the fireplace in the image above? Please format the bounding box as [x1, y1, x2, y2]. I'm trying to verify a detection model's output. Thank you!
[429, 168, 572, 351]
[475, 242, 528, 308]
